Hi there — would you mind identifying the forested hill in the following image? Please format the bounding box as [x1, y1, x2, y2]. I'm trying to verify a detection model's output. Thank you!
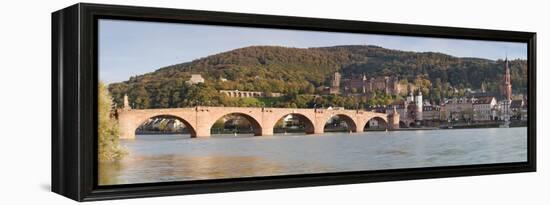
[108, 45, 527, 109]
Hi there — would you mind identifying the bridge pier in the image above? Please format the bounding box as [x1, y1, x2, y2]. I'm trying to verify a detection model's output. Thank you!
[314, 125, 325, 135]
[261, 126, 274, 136]
[194, 127, 211, 138]
[119, 126, 136, 139]
[117, 110, 137, 140]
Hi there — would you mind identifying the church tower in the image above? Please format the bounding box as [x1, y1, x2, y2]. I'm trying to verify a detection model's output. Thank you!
[500, 58, 512, 100]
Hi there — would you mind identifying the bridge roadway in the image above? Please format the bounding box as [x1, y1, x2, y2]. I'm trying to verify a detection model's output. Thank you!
[117, 106, 389, 139]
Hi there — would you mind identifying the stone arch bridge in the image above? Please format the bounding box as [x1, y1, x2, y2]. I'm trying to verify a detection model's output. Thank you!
[117, 107, 391, 139]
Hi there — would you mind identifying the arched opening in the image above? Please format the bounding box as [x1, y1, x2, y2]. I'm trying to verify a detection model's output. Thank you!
[409, 122, 416, 128]
[399, 121, 408, 128]
[210, 113, 262, 136]
[273, 114, 315, 134]
[135, 115, 196, 137]
[364, 117, 387, 131]
[324, 114, 357, 133]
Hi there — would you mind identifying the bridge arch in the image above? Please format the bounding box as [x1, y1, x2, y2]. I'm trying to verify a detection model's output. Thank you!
[209, 112, 263, 136]
[363, 116, 388, 131]
[323, 113, 358, 132]
[134, 114, 196, 137]
[272, 113, 315, 134]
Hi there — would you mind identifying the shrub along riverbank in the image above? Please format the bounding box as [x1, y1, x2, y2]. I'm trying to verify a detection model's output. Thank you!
[98, 82, 127, 162]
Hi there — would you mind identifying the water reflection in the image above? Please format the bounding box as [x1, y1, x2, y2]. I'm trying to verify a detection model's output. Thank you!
[100, 154, 335, 185]
[99, 128, 527, 185]
[101, 155, 284, 185]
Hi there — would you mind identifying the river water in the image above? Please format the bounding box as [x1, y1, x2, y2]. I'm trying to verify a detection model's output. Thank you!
[99, 127, 527, 185]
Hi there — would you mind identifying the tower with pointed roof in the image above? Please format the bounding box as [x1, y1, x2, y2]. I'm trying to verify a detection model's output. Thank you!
[500, 58, 512, 100]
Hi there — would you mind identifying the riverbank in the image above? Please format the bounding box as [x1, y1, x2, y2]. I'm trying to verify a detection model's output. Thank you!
[440, 121, 527, 129]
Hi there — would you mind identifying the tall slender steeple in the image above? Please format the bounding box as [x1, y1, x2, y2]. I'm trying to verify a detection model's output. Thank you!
[504, 58, 511, 84]
[500, 57, 512, 100]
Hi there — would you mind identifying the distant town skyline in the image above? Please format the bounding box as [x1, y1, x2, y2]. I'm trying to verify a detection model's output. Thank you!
[99, 19, 528, 84]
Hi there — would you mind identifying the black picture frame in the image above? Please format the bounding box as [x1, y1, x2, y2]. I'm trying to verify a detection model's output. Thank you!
[52, 3, 536, 201]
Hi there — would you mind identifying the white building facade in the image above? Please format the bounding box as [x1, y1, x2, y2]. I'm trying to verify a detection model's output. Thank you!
[473, 96, 497, 121]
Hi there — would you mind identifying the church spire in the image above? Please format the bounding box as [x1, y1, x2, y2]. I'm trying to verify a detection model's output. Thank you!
[500, 57, 512, 100]
[504, 57, 511, 84]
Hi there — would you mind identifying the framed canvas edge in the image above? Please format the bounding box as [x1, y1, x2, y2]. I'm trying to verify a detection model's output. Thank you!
[51, 3, 537, 202]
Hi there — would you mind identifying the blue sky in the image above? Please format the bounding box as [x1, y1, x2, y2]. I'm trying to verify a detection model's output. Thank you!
[99, 19, 527, 84]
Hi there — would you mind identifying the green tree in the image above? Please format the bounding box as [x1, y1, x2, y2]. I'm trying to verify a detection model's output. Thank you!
[108, 45, 528, 108]
[212, 118, 225, 129]
[238, 97, 263, 107]
[98, 82, 127, 162]
[130, 84, 150, 109]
